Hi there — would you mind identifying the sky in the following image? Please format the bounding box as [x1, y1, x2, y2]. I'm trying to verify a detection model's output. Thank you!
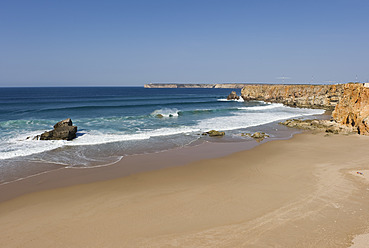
[0, 0, 368, 87]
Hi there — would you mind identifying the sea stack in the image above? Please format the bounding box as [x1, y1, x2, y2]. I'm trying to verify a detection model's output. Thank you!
[36, 118, 77, 141]
[226, 91, 240, 100]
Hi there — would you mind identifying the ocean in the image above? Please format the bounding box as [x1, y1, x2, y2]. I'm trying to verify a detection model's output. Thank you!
[0, 87, 324, 183]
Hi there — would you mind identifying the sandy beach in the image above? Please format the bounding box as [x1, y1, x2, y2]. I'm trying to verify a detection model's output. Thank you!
[1, 132, 369, 247]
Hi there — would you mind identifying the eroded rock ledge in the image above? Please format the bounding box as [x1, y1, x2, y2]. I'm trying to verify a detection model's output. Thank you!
[280, 119, 356, 135]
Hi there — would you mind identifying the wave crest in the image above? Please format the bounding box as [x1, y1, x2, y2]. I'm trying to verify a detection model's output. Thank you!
[151, 108, 180, 118]
[217, 98, 244, 102]
[238, 103, 284, 111]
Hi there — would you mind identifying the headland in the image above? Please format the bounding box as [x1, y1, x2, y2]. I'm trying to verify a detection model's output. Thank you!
[144, 83, 247, 88]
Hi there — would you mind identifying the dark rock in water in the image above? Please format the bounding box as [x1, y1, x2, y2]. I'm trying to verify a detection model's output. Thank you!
[36, 118, 78, 141]
[202, 130, 225, 137]
[53, 118, 73, 129]
[227, 91, 240, 100]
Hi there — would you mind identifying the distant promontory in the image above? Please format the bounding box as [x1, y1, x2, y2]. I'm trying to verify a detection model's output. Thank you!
[144, 83, 246, 89]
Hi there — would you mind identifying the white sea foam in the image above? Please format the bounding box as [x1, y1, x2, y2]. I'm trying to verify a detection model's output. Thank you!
[237, 103, 285, 111]
[151, 108, 179, 117]
[0, 104, 324, 161]
[0, 131, 66, 161]
[217, 98, 244, 102]
[0, 126, 201, 160]
[195, 105, 324, 131]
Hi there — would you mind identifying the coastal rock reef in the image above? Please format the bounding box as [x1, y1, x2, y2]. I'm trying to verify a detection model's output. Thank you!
[227, 91, 240, 100]
[34, 118, 78, 141]
[280, 119, 356, 135]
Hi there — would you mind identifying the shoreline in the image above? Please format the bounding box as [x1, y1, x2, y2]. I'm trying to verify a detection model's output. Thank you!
[0, 129, 295, 203]
[1, 132, 369, 247]
[0, 117, 307, 202]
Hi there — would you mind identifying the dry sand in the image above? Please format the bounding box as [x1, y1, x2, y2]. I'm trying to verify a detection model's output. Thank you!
[1, 133, 369, 247]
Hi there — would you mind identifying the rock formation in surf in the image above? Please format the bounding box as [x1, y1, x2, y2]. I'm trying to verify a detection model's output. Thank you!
[35, 118, 77, 140]
[227, 91, 240, 100]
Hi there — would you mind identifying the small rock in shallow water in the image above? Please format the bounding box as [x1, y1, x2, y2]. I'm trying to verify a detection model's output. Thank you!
[250, 132, 269, 141]
[227, 91, 240, 100]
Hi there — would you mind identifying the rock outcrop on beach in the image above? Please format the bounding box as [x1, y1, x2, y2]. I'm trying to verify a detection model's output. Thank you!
[280, 119, 356, 135]
[227, 91, 240, 100]
[202, 130, 225, 137]
[35, 118, 77, 141]
[241, 132, 269, 141]
[332, 83, 369, 135]
[241, 84, 344, 110]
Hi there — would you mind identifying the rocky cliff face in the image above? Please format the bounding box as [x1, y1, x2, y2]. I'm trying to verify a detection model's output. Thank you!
[332, 83, 369, 135]
[241, 83, 369, 135]
[241, 84, 344, 110]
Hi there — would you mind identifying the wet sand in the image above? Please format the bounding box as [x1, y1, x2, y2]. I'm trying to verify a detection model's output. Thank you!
[1, 132, 369, 247]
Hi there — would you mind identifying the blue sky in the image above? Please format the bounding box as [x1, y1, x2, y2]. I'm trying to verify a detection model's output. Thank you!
[0, 0, 368, 86]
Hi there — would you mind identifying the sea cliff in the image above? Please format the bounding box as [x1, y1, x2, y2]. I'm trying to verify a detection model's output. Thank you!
[332, 83, 369, 135]
[241, 83, 369, 135]
[241, 84, 344, 110]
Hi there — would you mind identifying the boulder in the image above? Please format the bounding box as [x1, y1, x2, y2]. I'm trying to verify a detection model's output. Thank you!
[241, 133, 251, 137]
[53, 118, 73, 129]
[36, 118, 78, 141]
[251, 132, 269, 139]
[227, 91, 240, 100]
[202, 130, 225, 137]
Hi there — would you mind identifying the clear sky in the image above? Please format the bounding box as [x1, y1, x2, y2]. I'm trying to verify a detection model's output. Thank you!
[0, 0, 368, 86]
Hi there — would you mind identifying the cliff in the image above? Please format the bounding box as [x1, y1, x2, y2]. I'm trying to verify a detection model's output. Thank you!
[241, 84, 344, 110]
[332, 83, 369, 135]
[241, 83, 369, 135]
[144, 83, 246, 89]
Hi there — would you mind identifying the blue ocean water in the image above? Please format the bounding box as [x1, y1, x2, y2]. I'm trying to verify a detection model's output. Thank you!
[0, 87, 324, 180]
